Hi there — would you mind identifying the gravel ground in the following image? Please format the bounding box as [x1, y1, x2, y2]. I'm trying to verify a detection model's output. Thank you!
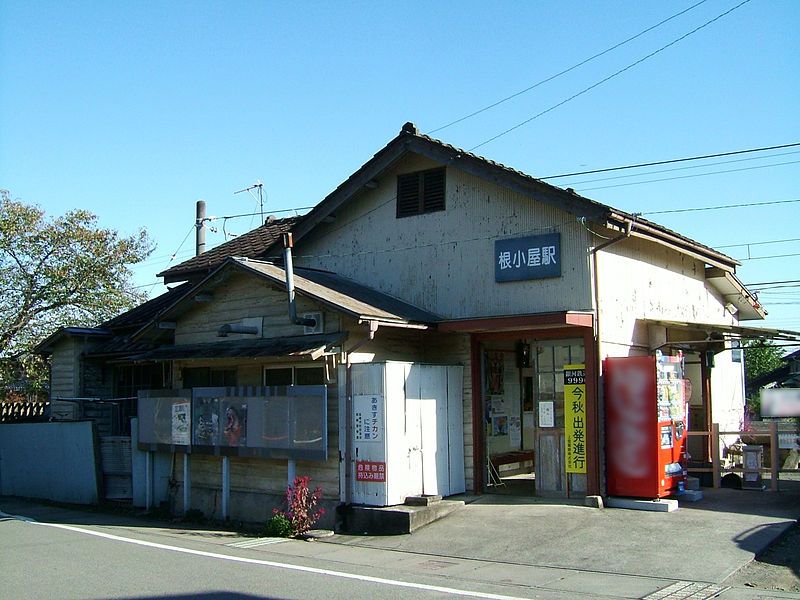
[725, 521, 800, 592]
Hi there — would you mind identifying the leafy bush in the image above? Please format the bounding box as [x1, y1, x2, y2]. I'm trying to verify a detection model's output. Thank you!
[182, 508, 205, 523]
[264, 513, 293, 538]
[273, 476, 325, 536]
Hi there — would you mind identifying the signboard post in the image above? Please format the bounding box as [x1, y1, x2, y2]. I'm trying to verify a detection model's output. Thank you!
[564, 364, 587, 474]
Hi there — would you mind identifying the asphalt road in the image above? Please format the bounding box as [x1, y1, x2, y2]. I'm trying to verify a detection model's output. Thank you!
[0, 514, 535, 600]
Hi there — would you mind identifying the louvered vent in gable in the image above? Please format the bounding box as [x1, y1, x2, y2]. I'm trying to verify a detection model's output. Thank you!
[423, 168, 445, 212]
[396, 167, 446, 218]
[396, 172, 420, 218]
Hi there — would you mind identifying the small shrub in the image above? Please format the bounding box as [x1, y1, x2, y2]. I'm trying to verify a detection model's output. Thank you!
[264, 513, 293, 537]
[273, 476, 326, 536]
[183, 508, 205, 523]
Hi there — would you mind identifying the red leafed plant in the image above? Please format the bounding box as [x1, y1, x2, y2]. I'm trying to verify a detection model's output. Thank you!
[274, 476, 325, 536]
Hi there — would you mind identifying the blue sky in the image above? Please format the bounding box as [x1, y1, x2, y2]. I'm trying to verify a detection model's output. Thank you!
[1, 0, 798, 331]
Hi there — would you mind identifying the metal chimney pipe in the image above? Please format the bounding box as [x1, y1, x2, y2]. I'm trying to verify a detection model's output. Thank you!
[196, 200, 206, 256]
[282, 233, 317, 328]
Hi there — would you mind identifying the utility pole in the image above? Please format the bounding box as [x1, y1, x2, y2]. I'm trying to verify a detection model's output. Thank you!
[196, 200, 206, 256]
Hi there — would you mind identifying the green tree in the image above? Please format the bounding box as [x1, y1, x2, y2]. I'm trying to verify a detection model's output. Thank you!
[743, 339, 785, 384]
[0, 190, 153, 396]
[742, 339, 786, 418]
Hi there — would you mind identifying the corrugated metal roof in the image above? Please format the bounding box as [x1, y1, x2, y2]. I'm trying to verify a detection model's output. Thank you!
[233, 258, 441, 325]
[158, 216, 301, 283]
[132, 332, 346, 361]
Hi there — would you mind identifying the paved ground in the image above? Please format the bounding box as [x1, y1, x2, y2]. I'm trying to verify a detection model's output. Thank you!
[2, 484, 799, 600]
[330, 483, 800, 585]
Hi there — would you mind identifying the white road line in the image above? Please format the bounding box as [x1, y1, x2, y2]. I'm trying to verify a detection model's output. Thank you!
[226, 537, 287, 548]
[23, 519, 529, 600]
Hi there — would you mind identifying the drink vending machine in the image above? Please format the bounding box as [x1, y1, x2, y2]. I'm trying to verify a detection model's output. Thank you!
[604, 352, 688, 499]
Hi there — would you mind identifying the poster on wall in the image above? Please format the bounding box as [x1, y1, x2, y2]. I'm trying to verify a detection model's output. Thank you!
[564, 364, 587, 474]
[538, 401, 555, 428]
[193, 397, 220, 446]
[354, 395, 383, 442]
[221, 398, 247, 447]
[508, 416, 521, 446]
[171, 402, 190, 445]
[485, 351, 505, 394]
[492, 415, 508, 436]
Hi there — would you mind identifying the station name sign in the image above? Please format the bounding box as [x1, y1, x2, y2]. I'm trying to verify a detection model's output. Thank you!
[495, 232, 561, 282]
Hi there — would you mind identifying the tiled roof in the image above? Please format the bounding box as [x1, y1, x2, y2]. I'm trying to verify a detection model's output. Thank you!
[284, 123, 739, 272]
[158, 216, 301, 282]
[101, 282, 193, 329]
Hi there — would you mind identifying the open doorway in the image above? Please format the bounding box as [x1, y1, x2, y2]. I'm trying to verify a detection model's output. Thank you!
[481, 338, 586, 497]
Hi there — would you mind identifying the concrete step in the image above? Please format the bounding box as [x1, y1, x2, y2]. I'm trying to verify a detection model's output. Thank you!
[337, 499, 464, 535]
[405, 495, 442, 506]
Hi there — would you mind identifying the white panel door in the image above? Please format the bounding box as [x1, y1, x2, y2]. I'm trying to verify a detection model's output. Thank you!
[420, 366, 449, 496]
[447, 366, 466, 495]
[405, 364, 424, 499]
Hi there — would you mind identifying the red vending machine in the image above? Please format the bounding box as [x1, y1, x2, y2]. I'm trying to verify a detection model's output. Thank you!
[604, 353, 688, 499]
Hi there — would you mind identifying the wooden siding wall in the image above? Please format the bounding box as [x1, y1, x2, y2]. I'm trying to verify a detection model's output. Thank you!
[174, 273, 340, 346]
[50, 338, 81, 399]
[595, 237, 735, 359]
[296, 154, 594, 319]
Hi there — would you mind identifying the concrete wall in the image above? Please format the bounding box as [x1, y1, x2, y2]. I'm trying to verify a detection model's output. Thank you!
[0, 421, 100, 504]
[296, 154, 594, 319]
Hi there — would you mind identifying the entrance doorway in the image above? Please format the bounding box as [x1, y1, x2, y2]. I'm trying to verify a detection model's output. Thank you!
[481, 338, 586, 497]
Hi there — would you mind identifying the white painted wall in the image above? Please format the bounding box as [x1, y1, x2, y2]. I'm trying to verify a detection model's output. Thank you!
[297, 154, 594, 319]
[595, 237, 737, 359]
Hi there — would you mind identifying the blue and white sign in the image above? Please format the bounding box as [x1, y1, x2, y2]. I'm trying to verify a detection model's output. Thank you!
[495, 232, 561, 282]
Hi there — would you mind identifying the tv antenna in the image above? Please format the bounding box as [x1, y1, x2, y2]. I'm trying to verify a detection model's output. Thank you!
[234, 180, 265, 223]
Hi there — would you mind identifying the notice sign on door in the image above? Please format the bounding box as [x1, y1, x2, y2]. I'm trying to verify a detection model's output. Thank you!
[356, 460, 386, 482]
[564, 364, 587, 474]
[354, 395, 383, 442]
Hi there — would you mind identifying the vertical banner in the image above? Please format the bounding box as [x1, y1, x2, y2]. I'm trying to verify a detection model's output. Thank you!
[564, 364, 587, 474]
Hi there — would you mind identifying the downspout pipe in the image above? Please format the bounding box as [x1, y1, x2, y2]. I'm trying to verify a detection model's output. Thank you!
[590, 217, 634, 497]
[281, 233, 317, 328]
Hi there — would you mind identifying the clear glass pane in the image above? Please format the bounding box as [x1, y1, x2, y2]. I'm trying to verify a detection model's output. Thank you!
[264, 367, 293, 386]
[537, 346, 554, 371]
[570, 344, 585, 364]
[538, 373, 555, 400]
[554, 346, 571, 370]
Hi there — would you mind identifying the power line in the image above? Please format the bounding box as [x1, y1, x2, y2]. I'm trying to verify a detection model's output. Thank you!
[745, 279, 800, 287]
[541, 143, 800, 181]
[575, 158, 800, 192]
[716, 237, 800, 249]
[427, 0, 710, 134]
[641, 197, 800, 216]
[470, 0, 752, 151]
[736, 252, 800, 262]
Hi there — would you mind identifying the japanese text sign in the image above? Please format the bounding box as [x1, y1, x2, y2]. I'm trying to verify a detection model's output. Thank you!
[353, 394, 383, 442]
[564, 364, 587, 474]
[495, 233, 561, 282]
[356, 460, 387, 482]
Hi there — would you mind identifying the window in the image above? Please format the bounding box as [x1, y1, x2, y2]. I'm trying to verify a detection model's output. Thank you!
[264, 365, 326, 386]
[182, 367, 237, 388]
[396, 167, 446, 218]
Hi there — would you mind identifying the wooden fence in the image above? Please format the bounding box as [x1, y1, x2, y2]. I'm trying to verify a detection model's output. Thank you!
[0, 400, 50, 423]
[687, 421, 798, 492]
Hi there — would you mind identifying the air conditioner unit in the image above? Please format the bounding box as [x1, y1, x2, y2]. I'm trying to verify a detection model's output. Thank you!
[303, 312, 323, 335]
